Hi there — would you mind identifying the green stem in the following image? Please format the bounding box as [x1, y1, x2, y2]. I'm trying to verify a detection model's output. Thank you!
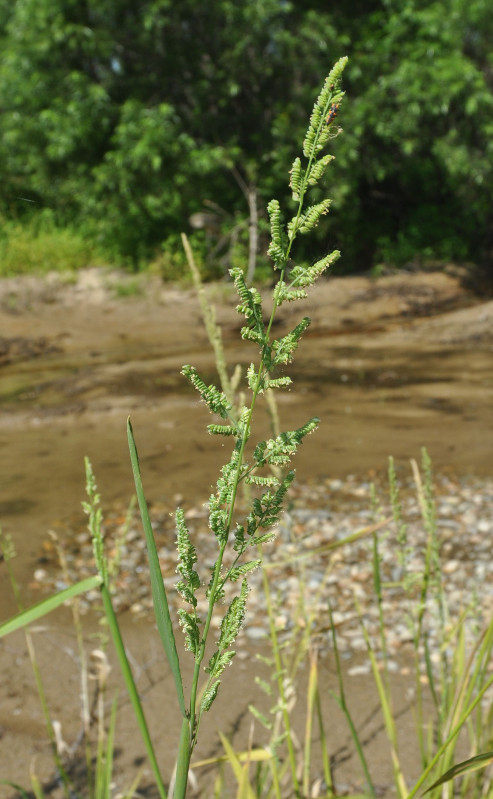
[173, 717, 192, 799]
[328, 602, 377, 799]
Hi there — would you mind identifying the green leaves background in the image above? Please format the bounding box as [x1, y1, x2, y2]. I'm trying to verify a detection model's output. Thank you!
[1, 0, 492, 271]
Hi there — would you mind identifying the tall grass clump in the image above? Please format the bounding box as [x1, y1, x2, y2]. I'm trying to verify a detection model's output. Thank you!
[0, 490, 141, 799]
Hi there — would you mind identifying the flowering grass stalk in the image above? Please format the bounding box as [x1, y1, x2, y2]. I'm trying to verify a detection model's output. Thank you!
[127, 57, 348, 799]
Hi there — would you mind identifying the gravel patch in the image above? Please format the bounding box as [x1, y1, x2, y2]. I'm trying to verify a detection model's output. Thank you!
[31, 472, 493, 676]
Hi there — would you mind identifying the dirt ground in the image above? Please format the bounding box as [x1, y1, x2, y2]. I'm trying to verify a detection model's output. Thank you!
[1, 263, 492, 797]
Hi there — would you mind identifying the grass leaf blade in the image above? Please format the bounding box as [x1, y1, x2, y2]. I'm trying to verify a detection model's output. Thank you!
[423, 752, 493, 794]
[100, 583, 167, 799]
[127, 417, 186, 718]
[0, 575, 101, 638]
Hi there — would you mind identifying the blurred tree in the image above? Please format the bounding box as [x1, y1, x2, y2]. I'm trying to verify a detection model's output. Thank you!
[335, 0, 493, 269]
[0, 0, 341, 267]
[0, 0, 492, 272]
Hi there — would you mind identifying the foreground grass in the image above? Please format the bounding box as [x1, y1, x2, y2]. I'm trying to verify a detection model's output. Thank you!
[2, 457, 493, 799]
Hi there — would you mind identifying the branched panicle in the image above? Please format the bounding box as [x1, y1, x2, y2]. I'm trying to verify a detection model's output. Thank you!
[253, 439, 268, 466]
[175, 507, 200, 608]
[174, 61, 347, 749]
[246, 362, 260, 392]
[206, 563, 225, 602]
[235, 406, 251, 441]
[253, 421, 319, 468]
[200, 681, 220, 713]
[202, 580, 249, 714]
[181, 364, 231, 419]
[246, 361, 292, 393]
[288, 199, 332, 239]
[208, 495, 228, 544]
[216, 449, 241, 504]
[207, 449, 245, 544]
[276, 281, 308, 304]
[269, 318, 312, 367]
[289, 250, 340, 289]
[265, 375, 292, 390]
[245, 474, 280, 487]
[245, 471, 296, 540]
[227, 560, 261, 581]
[289, 158, 303, 201]
[241, 325, 264, 345]
[207, 423, 237, 436]
[218, 579, 249, 652]
[233, 523, 246, 553]
[303, 56, 348, 159]
[307, 153, 335, 185]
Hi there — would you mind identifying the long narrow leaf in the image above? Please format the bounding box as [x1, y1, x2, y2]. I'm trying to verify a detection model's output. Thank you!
[0, 575, 101, 638]
[0, 782, 30, 798]
[127, 417, 186, 718]
[100, 583, 167, 799]
[424, 752, 493, 794]
[191, 750, 272, 769]
[303, 650, 318, 797]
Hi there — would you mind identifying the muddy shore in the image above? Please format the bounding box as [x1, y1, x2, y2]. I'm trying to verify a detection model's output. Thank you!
[1, 265, 493, 797]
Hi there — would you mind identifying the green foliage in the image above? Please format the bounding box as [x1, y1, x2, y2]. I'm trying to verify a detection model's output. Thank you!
[335, 0, 493, 268]
[0, 0, 340, 267]
[1, 0, 491, 271]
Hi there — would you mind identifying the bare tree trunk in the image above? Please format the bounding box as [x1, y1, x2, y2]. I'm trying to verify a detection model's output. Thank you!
[232, 167, 259, 284]
[246, 185, 258, 284]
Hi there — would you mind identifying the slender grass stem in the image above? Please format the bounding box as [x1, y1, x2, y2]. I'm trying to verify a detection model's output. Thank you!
[261, 549, 301, 795]
[328, 601, 377, 799]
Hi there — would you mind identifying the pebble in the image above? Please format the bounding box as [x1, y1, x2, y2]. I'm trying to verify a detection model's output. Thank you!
[31, 472, 493, 675]
[348, 665, 371, 677]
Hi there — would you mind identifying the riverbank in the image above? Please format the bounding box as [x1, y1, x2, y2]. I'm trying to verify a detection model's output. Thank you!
[1, 264, 493, 797]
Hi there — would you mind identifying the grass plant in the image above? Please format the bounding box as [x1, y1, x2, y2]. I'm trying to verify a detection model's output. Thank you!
[125, 57, 349, 797]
